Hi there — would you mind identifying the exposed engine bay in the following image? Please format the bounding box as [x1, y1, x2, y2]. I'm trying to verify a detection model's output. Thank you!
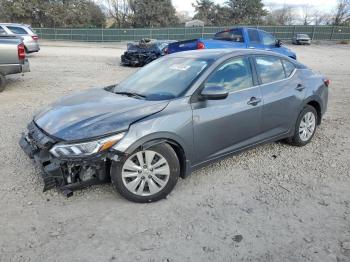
[121, 38, 174, 67]
[19, 121, 117, 197]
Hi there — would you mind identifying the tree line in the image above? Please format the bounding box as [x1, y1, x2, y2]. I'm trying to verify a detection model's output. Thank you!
[0, 0, 349, 28]
[193, 0, 350, 26]
[0, 0, 106, 27]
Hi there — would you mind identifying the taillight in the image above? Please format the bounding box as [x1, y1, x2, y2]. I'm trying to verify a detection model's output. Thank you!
[324, 79, 330, 87]
[197, 41, 205, 49]
[18, 43, 26, 60]
[32, 35, 39, 41]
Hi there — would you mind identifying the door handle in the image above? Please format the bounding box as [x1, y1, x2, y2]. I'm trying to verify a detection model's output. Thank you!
[295, 83, 305, 91]
[247, 97, 262, 106]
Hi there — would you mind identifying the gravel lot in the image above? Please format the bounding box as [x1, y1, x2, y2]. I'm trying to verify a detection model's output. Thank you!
[0, 42, 350, 262]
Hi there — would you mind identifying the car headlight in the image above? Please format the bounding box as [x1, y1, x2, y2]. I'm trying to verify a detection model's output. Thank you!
[50, 132, 125, 157]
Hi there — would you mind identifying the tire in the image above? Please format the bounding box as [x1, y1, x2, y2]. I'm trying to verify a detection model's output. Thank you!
[287, 105, 318, 146]
[0, 73, 6, 93]
[110, 143, 180, 203]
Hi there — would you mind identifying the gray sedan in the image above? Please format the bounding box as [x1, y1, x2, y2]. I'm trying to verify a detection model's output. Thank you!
[20, 49, 329, 203]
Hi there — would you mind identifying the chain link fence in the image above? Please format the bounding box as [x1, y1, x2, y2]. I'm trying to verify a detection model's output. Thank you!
[33, 25, 350, 42]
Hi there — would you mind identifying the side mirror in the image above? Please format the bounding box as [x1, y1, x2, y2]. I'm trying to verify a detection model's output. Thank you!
[200, 85, 228, 100]
[276, 39, 283, 47]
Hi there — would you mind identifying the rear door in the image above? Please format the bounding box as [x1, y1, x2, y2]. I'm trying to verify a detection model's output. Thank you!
[191, 56, 263, 164]
[254, 55, 305, 138]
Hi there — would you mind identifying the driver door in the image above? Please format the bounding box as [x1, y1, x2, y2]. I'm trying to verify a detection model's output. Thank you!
[191, 57, 263, 164]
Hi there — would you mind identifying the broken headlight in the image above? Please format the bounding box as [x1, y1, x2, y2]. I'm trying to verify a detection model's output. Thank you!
[49, 132, 125, 157]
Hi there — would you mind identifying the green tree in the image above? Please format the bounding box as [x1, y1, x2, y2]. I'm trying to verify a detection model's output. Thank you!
[210, 5, 232, 26]
[192, 0, 215, 25]
[226, 0, 267, 24]
[130, 0, 179, 27]
[0, 0, 105, 27]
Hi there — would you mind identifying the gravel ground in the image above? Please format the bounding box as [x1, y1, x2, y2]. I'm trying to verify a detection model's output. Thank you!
[0, 42, 350, 262]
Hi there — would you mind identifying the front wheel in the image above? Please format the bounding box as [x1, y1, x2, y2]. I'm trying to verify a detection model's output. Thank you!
[110, 143, 180, 203]
[287, 105, 318, 146]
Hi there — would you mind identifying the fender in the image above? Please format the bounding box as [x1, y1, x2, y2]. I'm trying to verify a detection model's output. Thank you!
[300, 95, 323, 124]
[302, 95, 323, 108]
[113, 132, 193, 178]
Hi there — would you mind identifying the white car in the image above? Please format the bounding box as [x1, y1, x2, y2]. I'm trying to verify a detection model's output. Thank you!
[292, 34, 311, 45]
[0, 23, 40, 53]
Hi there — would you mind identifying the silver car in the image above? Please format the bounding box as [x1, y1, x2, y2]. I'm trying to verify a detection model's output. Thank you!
[292, 34, 311, 45]
[0, 23, 40, 53]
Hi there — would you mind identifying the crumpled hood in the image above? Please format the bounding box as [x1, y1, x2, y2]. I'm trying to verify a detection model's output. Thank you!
[34, 88, 169, 141]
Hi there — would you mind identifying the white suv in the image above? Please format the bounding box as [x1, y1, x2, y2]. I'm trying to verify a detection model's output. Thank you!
[0, 23, 40, 53]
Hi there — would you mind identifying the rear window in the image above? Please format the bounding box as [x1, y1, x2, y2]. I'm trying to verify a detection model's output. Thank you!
[214, 29, 244, 42]
[255, 56, 285, 84]
[6, 26, 28, 35]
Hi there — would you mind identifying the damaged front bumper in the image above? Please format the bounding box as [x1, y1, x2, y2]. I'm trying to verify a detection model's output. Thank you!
[121, 51, 159, 67]
[19, 122, 121, 197]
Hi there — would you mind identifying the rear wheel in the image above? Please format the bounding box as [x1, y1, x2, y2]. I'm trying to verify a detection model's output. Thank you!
[0, 74, 6, 92]
[288, 105, 318, 146]
[110, 143, 180, 203]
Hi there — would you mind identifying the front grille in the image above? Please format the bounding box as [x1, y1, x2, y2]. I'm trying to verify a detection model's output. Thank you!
[27, 122, 56, 150]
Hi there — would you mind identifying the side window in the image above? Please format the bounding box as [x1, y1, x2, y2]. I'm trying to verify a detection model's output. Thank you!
[205, 57, 254, 92]
[247, 29, 260, 44]
[0, 26, 7, 35]
[282, 60, 296, 77]
[6, 26, 28, 35]
[260, 31, 275, 46]
[255, 56, 285, 84]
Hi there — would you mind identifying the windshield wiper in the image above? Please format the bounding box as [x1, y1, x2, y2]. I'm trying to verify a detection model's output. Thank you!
[114, 91, 146, 99]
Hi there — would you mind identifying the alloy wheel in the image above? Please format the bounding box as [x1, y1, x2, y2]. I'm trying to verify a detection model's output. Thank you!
[299, 112, 316, 142]
[121, 150, 170, 196]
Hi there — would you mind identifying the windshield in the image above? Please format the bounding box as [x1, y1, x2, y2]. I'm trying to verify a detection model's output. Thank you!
[297, 34, 309, 38]
[114, 57, 209, 100]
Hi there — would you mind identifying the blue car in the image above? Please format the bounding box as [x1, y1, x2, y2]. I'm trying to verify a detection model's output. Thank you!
[168, 27, 296, 60]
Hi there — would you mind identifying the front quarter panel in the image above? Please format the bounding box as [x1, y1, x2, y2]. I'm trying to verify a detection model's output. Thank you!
[112, 97, 195, 162]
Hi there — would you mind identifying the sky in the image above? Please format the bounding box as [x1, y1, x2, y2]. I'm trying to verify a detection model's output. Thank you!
[172, 0, 338, 16]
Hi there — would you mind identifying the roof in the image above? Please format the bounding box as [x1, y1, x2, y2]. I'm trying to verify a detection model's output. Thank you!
[185, 20, 205, 27]
[0, 23, 30, 27]
[168, 48, 286, 60]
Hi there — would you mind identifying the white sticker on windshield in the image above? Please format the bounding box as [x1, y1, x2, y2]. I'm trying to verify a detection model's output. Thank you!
[170, 64, 191, 71]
